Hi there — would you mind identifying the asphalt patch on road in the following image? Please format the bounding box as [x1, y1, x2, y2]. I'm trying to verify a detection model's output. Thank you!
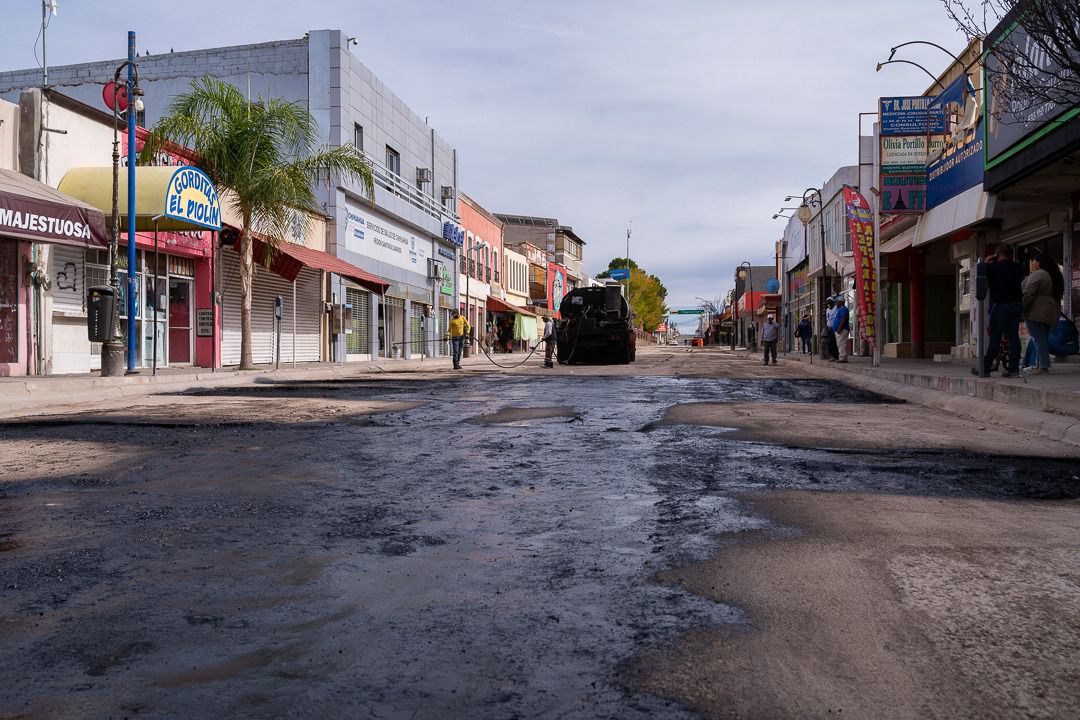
[1, 373, 1076, 718]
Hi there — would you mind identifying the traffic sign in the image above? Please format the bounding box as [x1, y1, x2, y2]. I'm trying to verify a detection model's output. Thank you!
[670, 309, 704, 315]
[608, 268, 630, 280]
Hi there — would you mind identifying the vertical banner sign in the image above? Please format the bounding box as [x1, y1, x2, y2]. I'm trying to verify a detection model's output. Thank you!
[842, 186, 876, 343]
[546, 262, 567, 312]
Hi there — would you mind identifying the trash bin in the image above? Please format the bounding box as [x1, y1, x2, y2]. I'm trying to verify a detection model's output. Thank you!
[87, 286, 116, 343]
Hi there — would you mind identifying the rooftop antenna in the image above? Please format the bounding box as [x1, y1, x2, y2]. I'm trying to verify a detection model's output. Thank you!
[41, 1, 58, 87]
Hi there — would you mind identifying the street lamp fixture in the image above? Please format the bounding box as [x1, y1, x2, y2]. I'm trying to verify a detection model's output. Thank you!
[102, 38, 143, 376]
[887, 40, 961, 65]
[772, 207, 799, 220]
[875, 59, 947, 91]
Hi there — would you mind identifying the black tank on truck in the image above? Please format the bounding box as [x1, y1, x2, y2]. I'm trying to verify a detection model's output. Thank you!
[556, 285, 636, 364]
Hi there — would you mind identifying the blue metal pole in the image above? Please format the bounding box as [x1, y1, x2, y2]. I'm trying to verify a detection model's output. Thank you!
[125, 31, 137, 372]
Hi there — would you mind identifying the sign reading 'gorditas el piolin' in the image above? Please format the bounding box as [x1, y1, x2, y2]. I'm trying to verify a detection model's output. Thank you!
[164, 167, 221, 230]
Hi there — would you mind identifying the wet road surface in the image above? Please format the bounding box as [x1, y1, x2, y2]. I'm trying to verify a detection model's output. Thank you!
[2, 357, 1079, 719]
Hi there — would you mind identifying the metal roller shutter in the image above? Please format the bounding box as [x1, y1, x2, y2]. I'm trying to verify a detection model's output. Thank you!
[221, 251, 323, 366]
[284, 267, 322, 363]
[49, 245, 86, 314]
[410, 309, 423, 353]
[345, 286, 370, 355]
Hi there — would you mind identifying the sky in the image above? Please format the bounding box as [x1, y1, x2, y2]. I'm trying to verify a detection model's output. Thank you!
[0, 0, 969, 333]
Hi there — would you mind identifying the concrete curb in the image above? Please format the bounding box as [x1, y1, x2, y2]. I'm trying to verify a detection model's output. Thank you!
[828, 362, 1080, 420]
[801, 361, 1080, 448]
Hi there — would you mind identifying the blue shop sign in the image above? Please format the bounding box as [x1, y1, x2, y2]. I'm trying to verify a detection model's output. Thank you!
[442, 222, 464, 247]
[880, 96, 945, 136]
[927, 75, 984, 209]
[438, 247, 456, 260]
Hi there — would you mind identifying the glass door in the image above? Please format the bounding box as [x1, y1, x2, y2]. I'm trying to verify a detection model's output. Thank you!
[144, 274, 167, 368]
[168, 278, 193, 364]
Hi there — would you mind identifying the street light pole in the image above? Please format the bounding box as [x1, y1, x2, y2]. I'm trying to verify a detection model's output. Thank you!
[798, 188, 827, 353]
[101, 41, 143, 377]
[125, 31, 138, 373]
[464, 238, 486, 351]
[737, 261, 752, 350]
[731, 271, 739, 351]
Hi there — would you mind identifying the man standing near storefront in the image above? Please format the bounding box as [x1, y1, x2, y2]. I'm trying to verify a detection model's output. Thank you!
[821, 297, 838, 361]
[975, 244, 1024, 378]
[832, 296, 850, 363]
[761, 314, 779, 365]
[448, 310, 469, 369]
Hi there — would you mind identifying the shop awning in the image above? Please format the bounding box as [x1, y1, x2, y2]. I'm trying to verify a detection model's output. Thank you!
[57, 166, 221, 232]
[913, 184, 995, 247]
[880, 225, 915, 254]
[0, 168, 108, 248]
[246, 235, 389, 293]
[487, 296, 539, 317]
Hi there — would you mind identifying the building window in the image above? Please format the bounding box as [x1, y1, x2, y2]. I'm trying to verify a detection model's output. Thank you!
[385, 146, 400, 175]
[354, 123, 364, 152]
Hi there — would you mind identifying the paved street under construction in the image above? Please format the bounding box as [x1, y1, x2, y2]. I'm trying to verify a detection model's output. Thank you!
[2, 347, 1079, 719]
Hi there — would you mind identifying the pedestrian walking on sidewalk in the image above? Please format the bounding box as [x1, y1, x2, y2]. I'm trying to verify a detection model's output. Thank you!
[832, 296, 850, 363]
[448, 310, 469, 369]
[761, 315, 779, 365]
[1022, 249, 1064, 375]
[796, 314, 812, 355]
[977, 245, 1024, 377]
[542, 315, 556, 368]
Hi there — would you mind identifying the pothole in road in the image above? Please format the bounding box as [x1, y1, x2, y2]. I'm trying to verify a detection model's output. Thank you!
[466, 406, 579, 424]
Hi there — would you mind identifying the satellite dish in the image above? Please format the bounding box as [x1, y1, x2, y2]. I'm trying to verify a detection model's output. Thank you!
[764, 278, 781, 293]
[103, 81, 128, 113]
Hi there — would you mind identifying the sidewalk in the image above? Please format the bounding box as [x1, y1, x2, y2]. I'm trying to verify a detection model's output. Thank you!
[780, 349, 1080, 446]
[0, 355, 462, 419]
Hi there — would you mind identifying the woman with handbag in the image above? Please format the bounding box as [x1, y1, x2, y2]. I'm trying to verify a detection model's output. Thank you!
[1021, 249, 1064, 375]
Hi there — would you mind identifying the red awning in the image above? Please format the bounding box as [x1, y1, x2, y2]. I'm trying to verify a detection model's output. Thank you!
[0, 168, 107, 248]
[487, 296, 538, 317]
[241, 235, 390, 293]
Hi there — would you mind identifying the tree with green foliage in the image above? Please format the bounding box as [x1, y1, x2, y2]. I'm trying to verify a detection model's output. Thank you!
[141, 77, 374, 369]
[596, 258, 668, 331]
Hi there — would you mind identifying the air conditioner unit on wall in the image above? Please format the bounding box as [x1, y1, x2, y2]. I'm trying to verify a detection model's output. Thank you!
[428, 258, 443, 279]
[441, 185, 456, 201]
[417, 168, 432, 184]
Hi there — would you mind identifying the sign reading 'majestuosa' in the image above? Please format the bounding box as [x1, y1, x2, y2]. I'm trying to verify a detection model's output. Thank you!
[164, 167, 221, 230]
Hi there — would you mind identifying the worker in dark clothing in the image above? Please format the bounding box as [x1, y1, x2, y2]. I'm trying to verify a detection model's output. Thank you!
[976, 244, 1025, 378]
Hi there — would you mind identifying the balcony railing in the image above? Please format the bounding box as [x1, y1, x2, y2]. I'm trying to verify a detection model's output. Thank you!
[351, 151, 460, 226]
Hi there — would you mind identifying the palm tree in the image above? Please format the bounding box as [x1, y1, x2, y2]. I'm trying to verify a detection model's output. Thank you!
[141, 76, 374, 369]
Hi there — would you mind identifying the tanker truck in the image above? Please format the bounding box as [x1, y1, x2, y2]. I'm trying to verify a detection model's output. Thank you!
[555, 284, 636, 364]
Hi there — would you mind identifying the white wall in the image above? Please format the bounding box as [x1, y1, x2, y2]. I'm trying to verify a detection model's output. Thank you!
[0, 99, 17, 170]
[41, 100, 115, 184]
